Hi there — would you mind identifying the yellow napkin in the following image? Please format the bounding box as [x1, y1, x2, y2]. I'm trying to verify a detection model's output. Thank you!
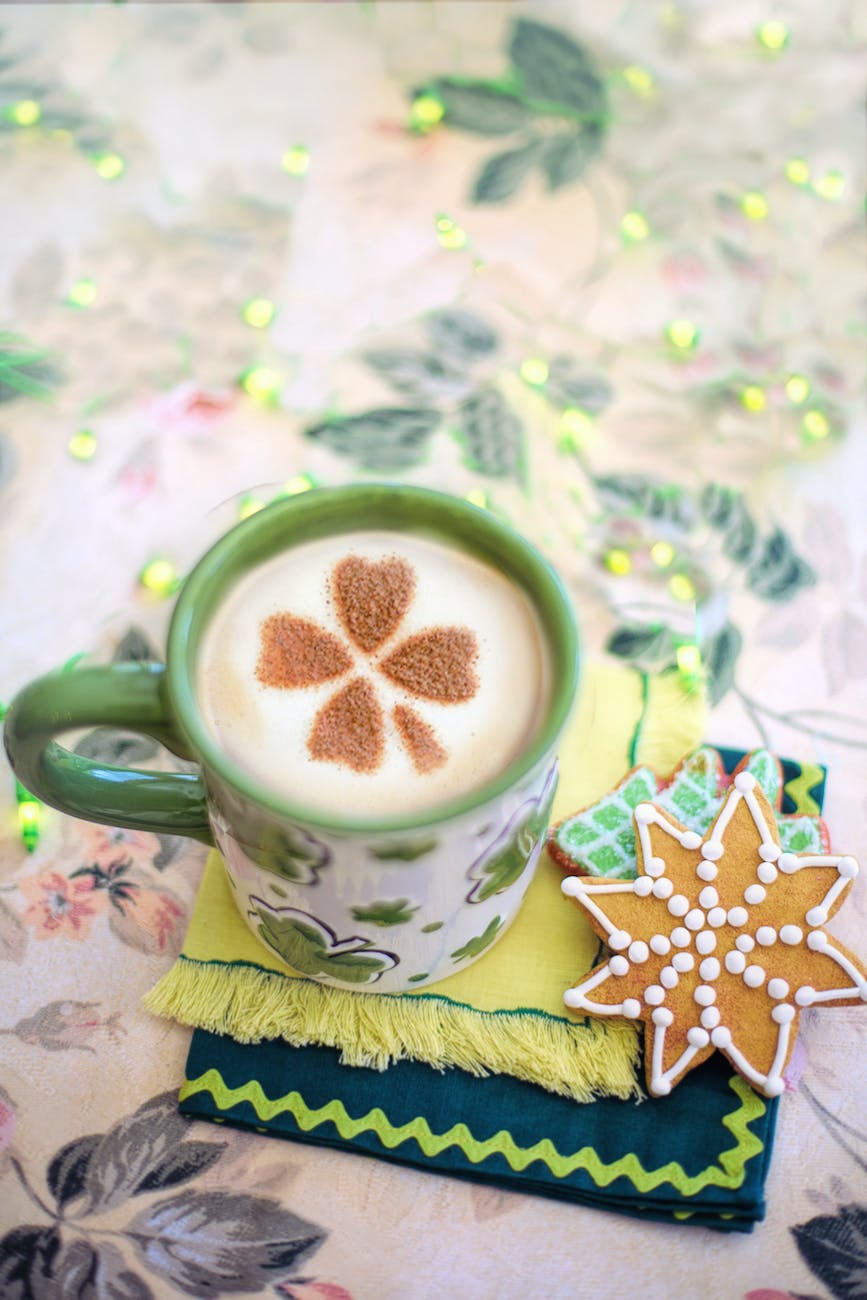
[146, 663, 705, 1101]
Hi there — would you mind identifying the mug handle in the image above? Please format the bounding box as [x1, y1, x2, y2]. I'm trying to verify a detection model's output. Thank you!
[3, 662, 214, 844]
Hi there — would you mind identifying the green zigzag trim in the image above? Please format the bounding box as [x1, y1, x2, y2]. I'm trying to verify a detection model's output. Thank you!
[179, 1069, 766, 1196]
[784, 762, 824, 816]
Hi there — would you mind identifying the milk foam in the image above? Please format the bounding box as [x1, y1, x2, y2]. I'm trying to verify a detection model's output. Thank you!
[197, 530, 550, 818]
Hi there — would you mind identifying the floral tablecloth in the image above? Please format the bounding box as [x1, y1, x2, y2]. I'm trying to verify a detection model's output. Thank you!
[1, 4, 865, 1298]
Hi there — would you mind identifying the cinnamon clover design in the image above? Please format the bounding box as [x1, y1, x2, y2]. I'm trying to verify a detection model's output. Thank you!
[257, 555, 479, 774]
[561, 772, 866, 1098]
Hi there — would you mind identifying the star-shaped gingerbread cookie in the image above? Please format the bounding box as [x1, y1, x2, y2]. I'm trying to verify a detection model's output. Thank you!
[561, 771, 866, 1098]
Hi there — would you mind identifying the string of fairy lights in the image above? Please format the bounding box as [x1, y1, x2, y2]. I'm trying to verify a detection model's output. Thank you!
[2, 16, 857, 849]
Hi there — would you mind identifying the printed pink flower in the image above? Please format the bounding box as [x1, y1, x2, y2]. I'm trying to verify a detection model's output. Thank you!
[18, 869, 105, 941]
[144, 381, 234, 436]
[257, 555, 479, 775]
[78, 823, 162, 870]
[278, 1283, 354, 1300]
[108, 885, 186, 956]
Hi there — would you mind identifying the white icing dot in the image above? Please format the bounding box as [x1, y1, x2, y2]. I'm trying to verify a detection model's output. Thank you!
[685, 907, 706, 931]
[806, 906, 827, 927]
[564, 989, 583, 1009]
[609, 955, 630, 977]
[699, 957, 721, 981]
[671, 927, 691, 948]
[660, 966, 679, 989]
[649, 934, 671, 956]
[838, 856, 858, 879]
[644, 985, 665, 1006]
[621, 998, 642, 1019]
[807, 930, 828, 952]
[652, 877, 674, 899]
[772, 1004, 795, 1024]
[687, 1026, 710, 1048]
[778, 853, 799, 874]
[694, 984, 716, 1006]
[645, 856, 666, 878]
[727, 907, 748, 927]
[608, 929, 631, 951]
[701, 840, 724, 862]
[667, 894, 689, 917]
[764, 1078, 785, 1097]
[634, 803, 655, 825]
[711, 1026, 732, 1048]
[633, 876, 653, 897]
[696, 861, 718, 882]
[672, 952, 694, 973]
[652, 1007, 674, 1027]
[627, 940, 649, 964]
[700, 1006, 721, 1029]
[681, 831, 702, 850]
[707, 907, 727, 928]
[779, 925, 803, 946]
[734, 772, 756, 792]
[698, 886, 719, 909]
[651, 1077, 672, 1097]
[795, 986, 816, 1007]
[744, 883, 766, 905]
[735, 934, 756, 953]
[756, 926, 777, 947]
[725, 950, 747, 974]
[695, 931, 716, 955]
[743, 965, 766, 989]
[757, 863, 778, 885]
[767, 978, 789, 1000]
[759, 842, 780, 862]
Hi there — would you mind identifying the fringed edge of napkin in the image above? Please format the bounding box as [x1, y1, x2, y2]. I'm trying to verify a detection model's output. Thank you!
[144, 954, 642, 1103]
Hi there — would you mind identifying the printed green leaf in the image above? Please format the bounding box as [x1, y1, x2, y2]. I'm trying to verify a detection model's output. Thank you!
[369, 837, 438, 862]
[114, 626, 162, 664]
[544, 359, 611, 412]
[127, 1191, 324, 1295]
[252, 902, 397, 984]
[700, 483, 739, 528]
[509, 18, 605, 118]
[425, 309, 498, 359]
[468, 767, 556, 902]
[606, 624, 671, 663]
[247, 826, 331, 884]
[418, 78, 532, 136]
[361, 349, 471, 401]
[451, 916, 503, 962]
[472, 140, 538, 203]
[305, 407, 440, 471]
[350, 898, 419, 928]
[0, 337, 60, 404]
[453, 387, 524, 478]
[54, 1240, 153, 1300]
[420, 921, 444, 933]
[722, 504, 759, 564]
[704, 622, 743, 705]
[540, 128, 602, 189]
[747, 528, 816, 601]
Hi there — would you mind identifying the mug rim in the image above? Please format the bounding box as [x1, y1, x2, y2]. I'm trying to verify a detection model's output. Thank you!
[166, 484, 579, 833]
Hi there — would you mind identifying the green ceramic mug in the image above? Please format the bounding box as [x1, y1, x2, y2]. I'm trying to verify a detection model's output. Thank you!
[4, 485, 579, 991]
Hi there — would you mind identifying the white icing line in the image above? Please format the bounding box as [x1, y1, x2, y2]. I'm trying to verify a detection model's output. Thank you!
[765, 1016, 792, 1094]
[707, 787, 742, 845]
[635, 805, 702, 873]
[716, 1034, 777, 1093]
[650, 1035, 700, 1096]
[807, 939, 867, 1001]
[564, 963, 635, 1016]
[742, 786, 776, 852]
[561, 879, 636, 941]
[808, 874, 848, 921]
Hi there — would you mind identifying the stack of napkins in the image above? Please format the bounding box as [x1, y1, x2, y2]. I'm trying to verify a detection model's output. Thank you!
[148, 665, 820, 1230]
